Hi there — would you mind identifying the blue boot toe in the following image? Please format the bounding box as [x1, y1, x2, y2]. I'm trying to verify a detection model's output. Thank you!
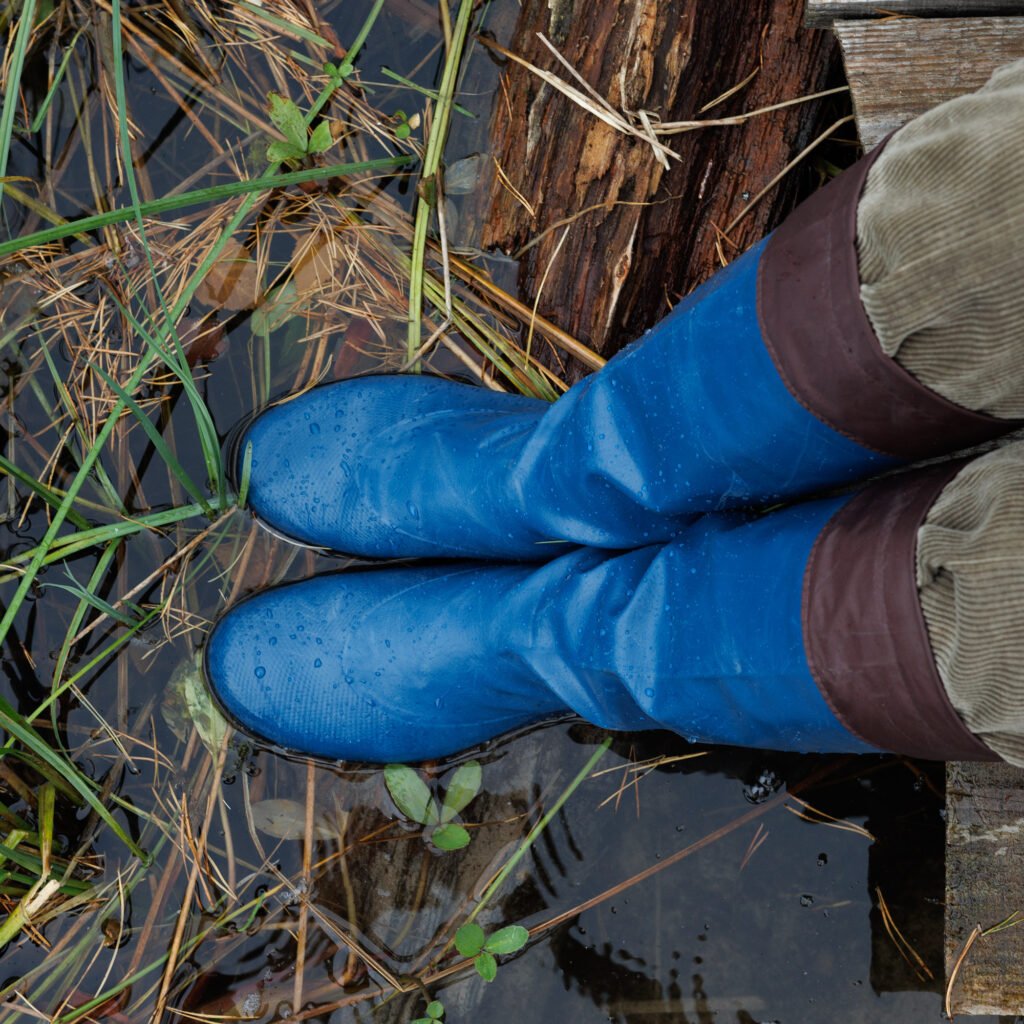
[240, 377, 553, 560]
[204, 566, 570, 762]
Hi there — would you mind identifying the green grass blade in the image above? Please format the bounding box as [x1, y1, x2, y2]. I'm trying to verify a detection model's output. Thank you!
[0, 156, 410, 259]
[0, 500, 219, 579]
[379, 66, 474, 117]
[0, 0, 36, 211]
[111, 0, 228, 504]
[50, 540, 119, 698]
[407, 0, 475, 363]
[236, 441, 253, 510]
[460, 737, 611, 931]
[0, 700, 146, 859]
[339, 0, 386, 76]
[89, 362, 213, 513]
[234, 1, 333, 49]
[104, 296, 223, 508]
[30, 25, 85, 133]
[0, 453, 90, 530]
[44, 581, 141, 629]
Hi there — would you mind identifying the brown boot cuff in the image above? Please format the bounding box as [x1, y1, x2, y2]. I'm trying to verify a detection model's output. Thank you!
[758, 142, 1019, 461]
[803, 463, 1000, 762]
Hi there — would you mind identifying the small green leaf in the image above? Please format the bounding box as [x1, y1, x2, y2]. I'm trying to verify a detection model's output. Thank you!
[454, 922, 485, 958]
[483, 924, 529, 955]
[308, 121, 333, 155]
[184, 654, 231, 755]
[439, 760, 481, 823]
[474, 950, 497, 982]
[426, 1001, 444, 1019]
[395, 123, 412, 140]
[324, 61, 339, 77]
[268, 92, 308, 150]
[266, 140, 305, 164]
[431, 823, 470, 851]
[339, 62, 353, 79]
[384, 765, 439, 826]
[411, 1019, 431, 1024]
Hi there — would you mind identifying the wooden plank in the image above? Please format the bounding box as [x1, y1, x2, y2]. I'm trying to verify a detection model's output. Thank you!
[945, 761, 1024, 1016]
[835, 16, 1024, 149]
[807, 0, 1022, 28]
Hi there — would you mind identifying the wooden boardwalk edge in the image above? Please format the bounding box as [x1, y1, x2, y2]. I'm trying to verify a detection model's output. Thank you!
[806, 0, 1024, 28]
[820, 3, 1024, 1013]
[835, 16, 1024, 150]
[945, 762, 1024, 1016]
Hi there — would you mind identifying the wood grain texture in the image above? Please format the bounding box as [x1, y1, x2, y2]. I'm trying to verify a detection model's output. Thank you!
[945, 761, 1024, 1016]
[836, 16, 1024, 148]
[807, 0, 1024, 27]
[475, 0, 840, 376]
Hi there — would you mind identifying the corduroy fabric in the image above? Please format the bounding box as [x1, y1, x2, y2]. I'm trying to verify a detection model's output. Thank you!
[917, 441, 1024, 766]
[856, 59, 1024, 419]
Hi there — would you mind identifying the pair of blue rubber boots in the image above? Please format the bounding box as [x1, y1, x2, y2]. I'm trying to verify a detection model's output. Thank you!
[206, 143, 1014, 765]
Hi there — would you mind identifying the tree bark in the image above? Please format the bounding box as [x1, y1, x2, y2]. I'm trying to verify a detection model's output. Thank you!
[477, 0, 843, 377]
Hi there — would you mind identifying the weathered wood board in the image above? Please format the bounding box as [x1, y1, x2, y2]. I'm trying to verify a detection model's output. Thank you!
[835, 16, 1024, 149]
[807, 0, 1024, 27]
[945, 762, 1024, 1016]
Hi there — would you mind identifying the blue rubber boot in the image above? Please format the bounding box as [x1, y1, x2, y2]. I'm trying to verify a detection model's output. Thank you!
[206, 463, 998, 764]
[237, 146, 1017, 560]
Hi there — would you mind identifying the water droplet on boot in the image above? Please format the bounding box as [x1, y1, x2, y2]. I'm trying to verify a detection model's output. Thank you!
[254, 666, 266, 679]
[406, 501, 419, 520]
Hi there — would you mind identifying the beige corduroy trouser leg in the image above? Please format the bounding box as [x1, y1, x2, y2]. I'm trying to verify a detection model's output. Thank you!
[855, 59, 1024, 764]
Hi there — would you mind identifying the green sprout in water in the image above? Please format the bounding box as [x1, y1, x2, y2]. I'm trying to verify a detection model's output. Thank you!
[454, 922, 529, 982]
[265, 92, 335, 167]
[384, 761, 481, 851]
[411, 999, 445, 1024]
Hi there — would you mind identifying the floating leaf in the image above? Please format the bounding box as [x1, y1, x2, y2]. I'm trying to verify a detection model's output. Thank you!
[195, 241, 261, 311]
[307, 120, 333, 155]
[384, 764, 439, 826]
[161, 661, 192, 743]
[182, 654, 231, 756]
[426, 1001, 444, 1019]
[268, 92, 307, 150]
[266, 140, 305, 165]
[439, 760, 481, 822]
[444, 153, 486, 195]
[483, 925, 529, 955]
[290, 231, 345, 297]
[251, 280, 299, 338]
[474, 950, 497, 982]
[454, 922, 485, 958]
[249, 798, 341, 841]
[250, 798, 307, 839]
[431, 823, 470, 851]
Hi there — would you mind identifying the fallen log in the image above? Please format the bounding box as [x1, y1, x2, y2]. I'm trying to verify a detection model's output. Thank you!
[476, 0, 842, 376]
